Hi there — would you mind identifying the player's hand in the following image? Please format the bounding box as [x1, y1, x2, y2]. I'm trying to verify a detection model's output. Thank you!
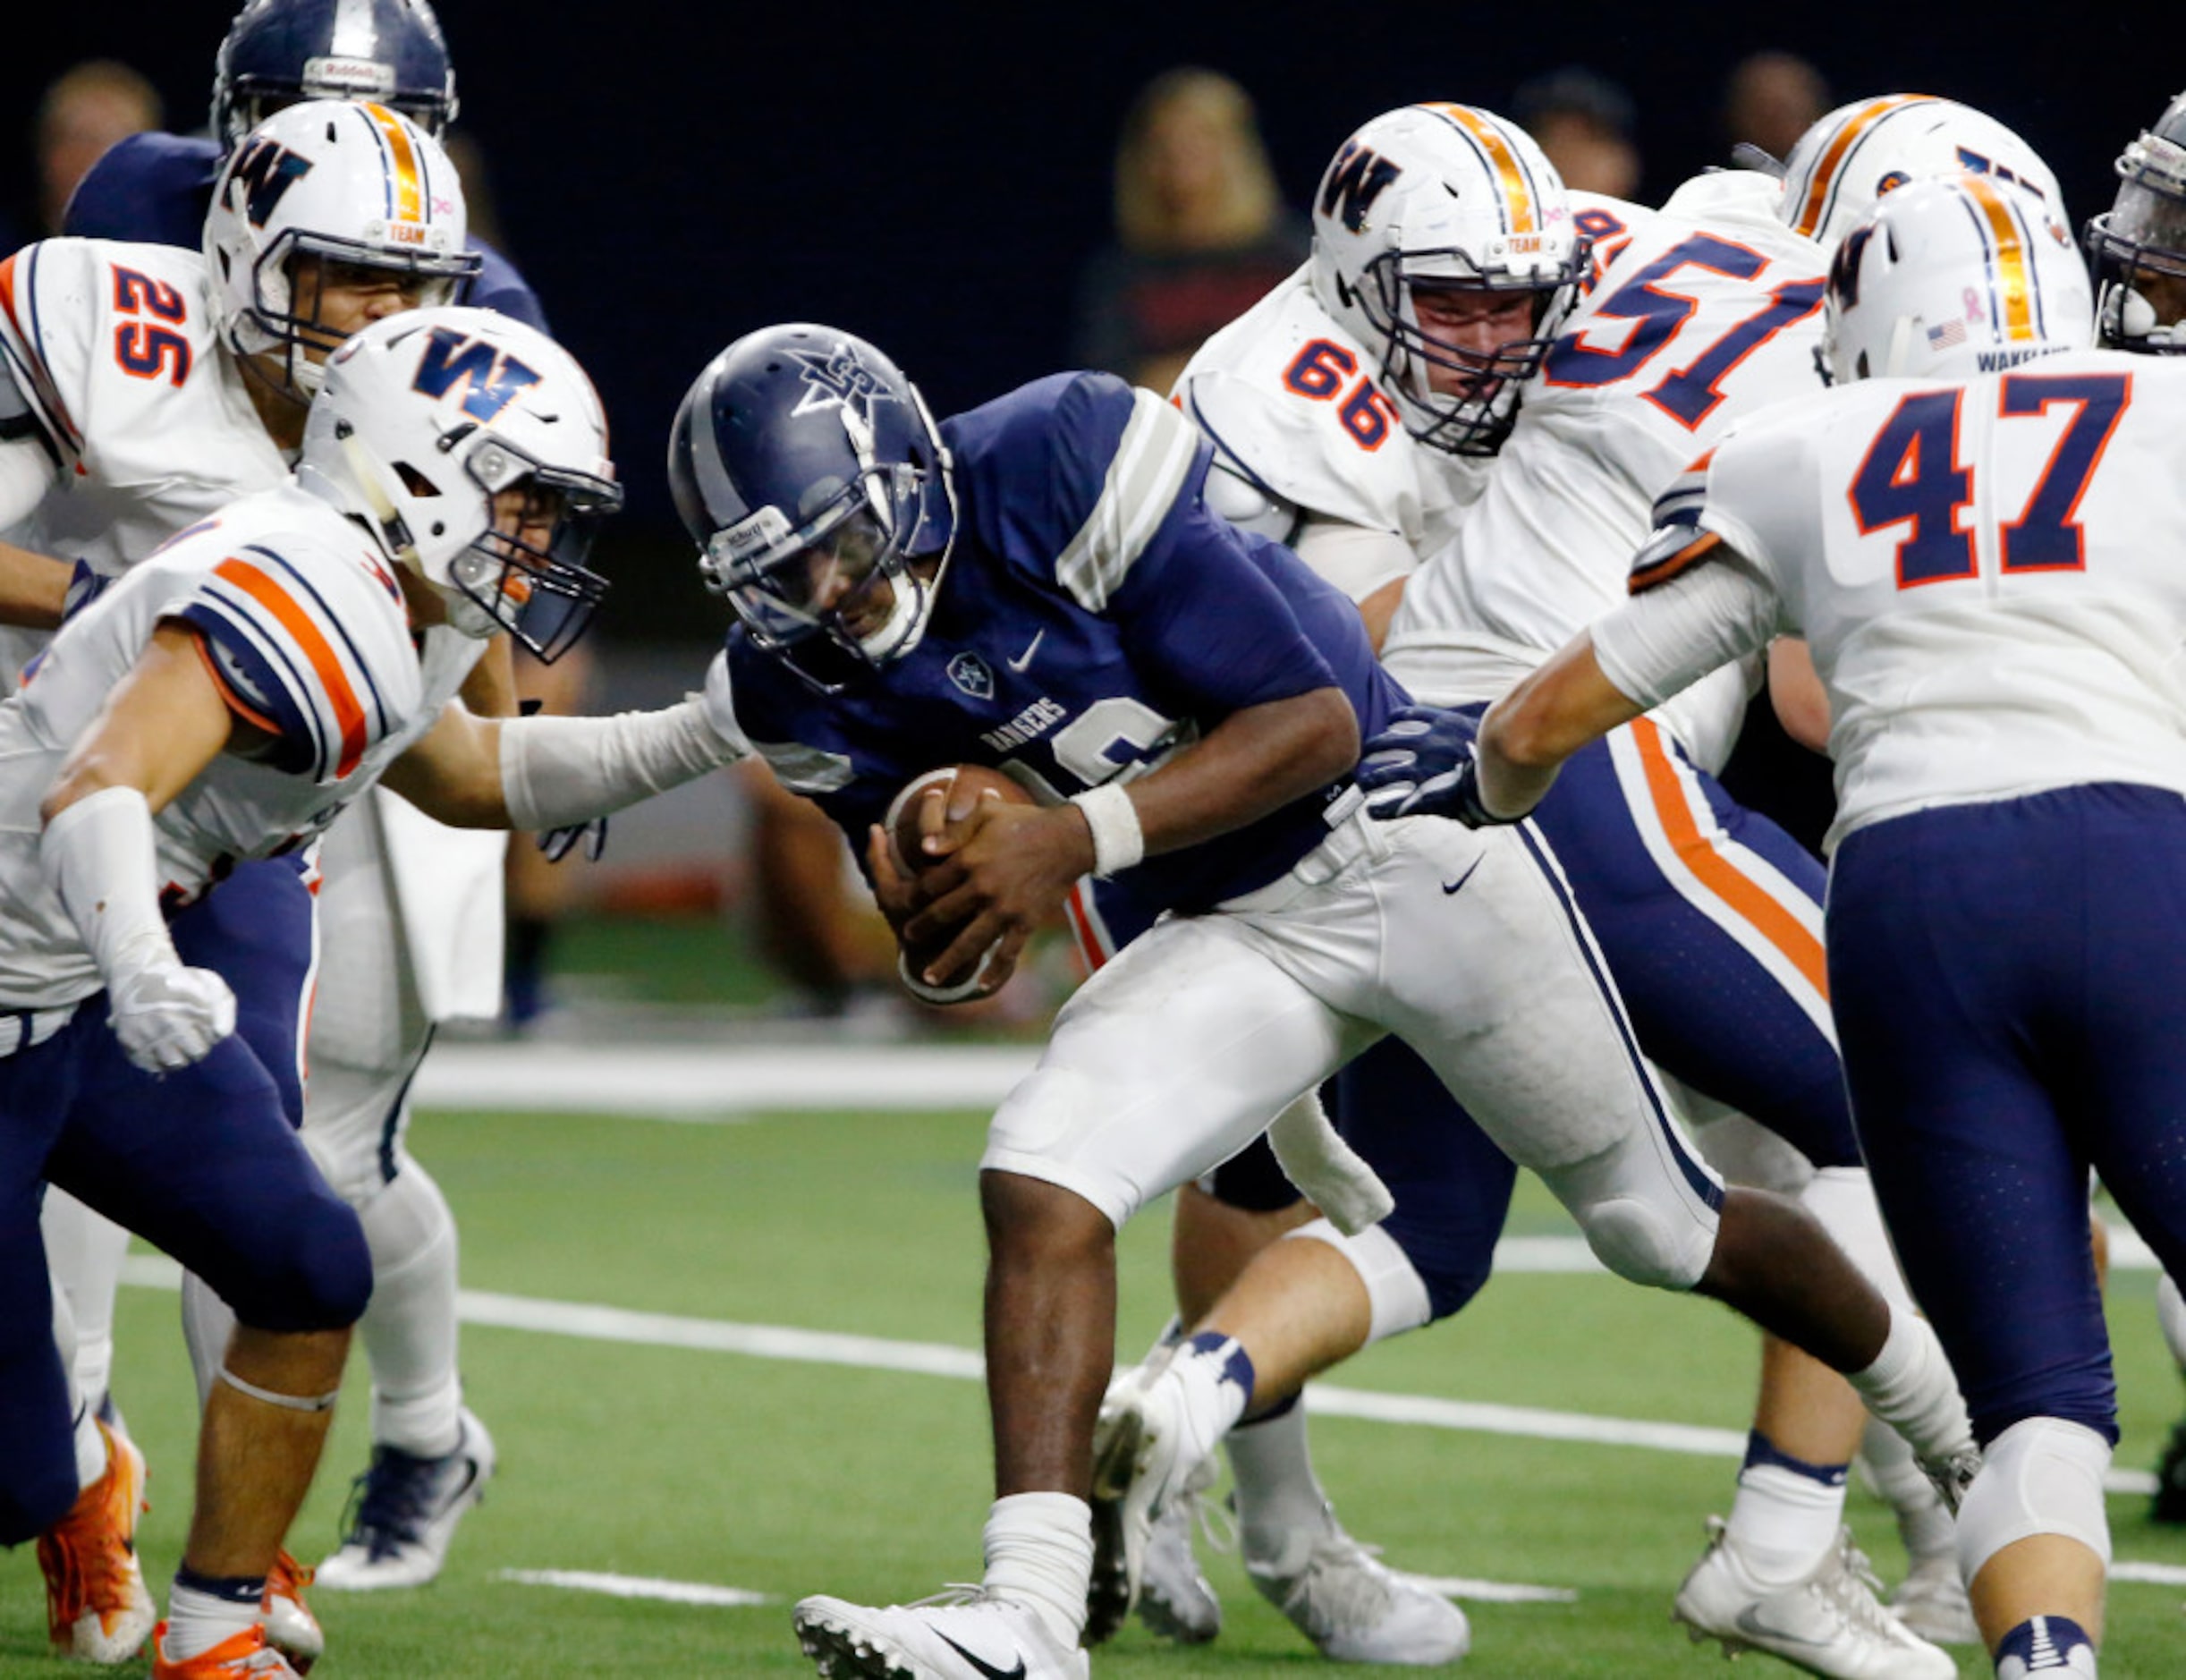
[1357, 705, 1518, 827]
[107, 963, 238, 1073]
[901, 802, 1091, 992]
[538, 815, 608, 863]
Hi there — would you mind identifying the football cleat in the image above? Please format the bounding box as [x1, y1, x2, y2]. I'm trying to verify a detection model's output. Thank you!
[1244, 1520, 1470, 1667]
[1673, 1517, 1955, 1679]
[1136, 1482, 1224, 1644]
[1086, 1362, 1224, 1643]
[793, 1587, 1089, 1680]
[260, 1550, 321, 1674]
[38, 1417, 156, 1662]
[1922, 1445, 1982, 1516]
[150, 1622, 303, 1678]
[1889, 1552, 1979, 1646]
[316, 1407, 496, 1590]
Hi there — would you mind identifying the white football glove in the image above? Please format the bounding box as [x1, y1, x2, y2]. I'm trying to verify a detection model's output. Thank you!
[108, 963, 237, 1073]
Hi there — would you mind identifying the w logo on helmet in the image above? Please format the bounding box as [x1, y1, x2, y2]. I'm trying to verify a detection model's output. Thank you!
[224, 135, 314, 227]
[411, 327, 542, 421]
[1319, 141, 1401, 233]
[790, 343, 894, 420]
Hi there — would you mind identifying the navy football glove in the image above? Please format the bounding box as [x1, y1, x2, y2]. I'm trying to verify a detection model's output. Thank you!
[1357, 705, 1517, 827]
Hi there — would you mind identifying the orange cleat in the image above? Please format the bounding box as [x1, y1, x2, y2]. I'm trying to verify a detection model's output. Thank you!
[261, 1550, 323, 1675]
[37, 1417, 156, 1663]
[149, 1622, 302, 1678]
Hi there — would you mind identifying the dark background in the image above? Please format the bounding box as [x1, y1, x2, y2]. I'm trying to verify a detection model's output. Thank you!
[4, 2, 2173, 635]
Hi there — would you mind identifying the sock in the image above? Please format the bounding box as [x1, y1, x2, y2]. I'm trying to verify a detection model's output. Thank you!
[1844, 1308, 1972, 1470]
[1995, 1614, 2097, 1676]
[72, 1402, 108, 1491]
[1724, 1430, 1849, 1582]
[1228, 1397, 1333, 1573]
[164, 1570, 265, 1661]
[360, 1164, 464, 1457]
[1861, 1415, 1957, 1561]
[1168, 1332, 1254, 1466]
[982, 1491, 1093, 1646]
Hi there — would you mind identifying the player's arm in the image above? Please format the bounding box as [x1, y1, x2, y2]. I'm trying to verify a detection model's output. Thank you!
[377, 650, 750, 827]
[1290, 518, 1415, 653]
[38, 622, 243, 1072]
[0, 427, 72, 628]
[1364, 531, 1782, 824]
[1767, 637, 1830, 751]
[458, 634, 520, 719]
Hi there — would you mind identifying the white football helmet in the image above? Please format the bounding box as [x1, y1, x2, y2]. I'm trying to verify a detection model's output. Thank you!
[1823, 174, 2091, 384]
[1308, 102, 1585, 456]
[205, 98, 477, 402]
[1777, 94, 2063, 255]
[2085, 92, 2186, 353]
[299, 306, 623, 659]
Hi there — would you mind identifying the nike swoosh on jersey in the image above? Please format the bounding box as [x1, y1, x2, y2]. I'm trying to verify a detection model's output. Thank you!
[1441, 859, 1483, 895]
[1006, 630, 1046, 673]
[937, 1632, 1029, 1680]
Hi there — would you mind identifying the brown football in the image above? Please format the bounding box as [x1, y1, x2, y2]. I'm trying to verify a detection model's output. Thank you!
[884, 763, 1033, 878]
[883, 764, 1035, 999]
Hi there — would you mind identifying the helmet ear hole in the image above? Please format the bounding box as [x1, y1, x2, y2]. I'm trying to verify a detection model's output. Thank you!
[394, 462, 441, 497]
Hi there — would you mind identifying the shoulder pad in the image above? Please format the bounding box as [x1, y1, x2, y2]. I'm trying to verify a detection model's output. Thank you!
[1202, 461, 1296, 540]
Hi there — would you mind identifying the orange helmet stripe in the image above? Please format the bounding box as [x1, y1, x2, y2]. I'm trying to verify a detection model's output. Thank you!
[363, 101, 424, 224]
[1419, 103, 1536, 233]
[1791, 94, 1938, 238]
[1962, 175, 2037, 340]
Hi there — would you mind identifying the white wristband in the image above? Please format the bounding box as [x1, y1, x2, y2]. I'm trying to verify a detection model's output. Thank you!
[1069, 782, 1144, 878]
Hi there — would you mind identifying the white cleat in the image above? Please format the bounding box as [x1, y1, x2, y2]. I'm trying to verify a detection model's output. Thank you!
[1889, 1552, 1979, 1645]
[261, 1550, 322, 1675]
[1135, 1469, 1224, 1643]
[1673, 1518, 1955, 1679]
[1245, 1520, 1470, 1667]
[793, 1587, 1089, 1680]
[1086, 1363, 1218, 1644]
[315, 1409, 496, 1591]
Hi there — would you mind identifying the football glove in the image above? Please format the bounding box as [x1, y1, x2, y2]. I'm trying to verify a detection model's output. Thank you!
[62, 558, 110, 624]
[1357, 704, 1519, 827]
[108, 963, 238, 1073]
[538, 816, 608, 863]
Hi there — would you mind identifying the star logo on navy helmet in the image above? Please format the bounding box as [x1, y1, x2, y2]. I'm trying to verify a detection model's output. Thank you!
[789, 344, 895, 420]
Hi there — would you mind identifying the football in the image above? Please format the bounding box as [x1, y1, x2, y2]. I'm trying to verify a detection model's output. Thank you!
[883, 763, 1033, 879]
[882, 764, 1034, 1000]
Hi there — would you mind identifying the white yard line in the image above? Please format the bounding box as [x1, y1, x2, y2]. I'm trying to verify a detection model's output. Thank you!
[112, 1254, 2162, 1494]
[496, 1568, 771, 1606]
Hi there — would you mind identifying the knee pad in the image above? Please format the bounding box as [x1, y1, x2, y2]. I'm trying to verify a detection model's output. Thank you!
[359, 1157, 455, 1274]
[1957, 1416, 2113, 1586]
[1284, 1218, 1432, 1345]
[1571, 1194, 1715, 1291]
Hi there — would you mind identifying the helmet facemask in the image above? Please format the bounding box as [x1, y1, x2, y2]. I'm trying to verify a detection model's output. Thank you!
[2087, 128, 2186, 353]
[242, 240, 478, 402]
[1360, 250, 1584, 456]
[443, 435, 619, 661]
[699, 448, 953, 691]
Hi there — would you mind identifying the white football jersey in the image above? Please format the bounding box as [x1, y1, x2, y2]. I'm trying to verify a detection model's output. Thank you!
[0, 238, 287, 574]
[1173, 264, 1490, 574]
[0, 481, 484, 1007]
[1385, 192, 1831, 769]
[1595, 349, 2186, 847]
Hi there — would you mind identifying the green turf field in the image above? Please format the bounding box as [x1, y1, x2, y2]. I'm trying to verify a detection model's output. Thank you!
[5, 1101, 2184, 1677]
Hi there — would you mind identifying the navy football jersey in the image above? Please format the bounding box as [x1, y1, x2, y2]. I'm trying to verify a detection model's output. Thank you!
[62, 131, 546, 330]
[727, 371, 1406, 916]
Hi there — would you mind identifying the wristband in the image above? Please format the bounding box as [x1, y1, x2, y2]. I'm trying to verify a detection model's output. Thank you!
[1069, 782, 1144, 878]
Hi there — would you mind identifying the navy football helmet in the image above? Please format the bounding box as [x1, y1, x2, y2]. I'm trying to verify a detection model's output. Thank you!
[213, 0, 458, 149]
[669, 324, 956, 692]
[2087, 92, 2186, 353]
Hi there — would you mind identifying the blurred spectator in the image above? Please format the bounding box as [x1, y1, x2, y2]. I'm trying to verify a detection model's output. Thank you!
[1723, 51, 1831, 167]
[1512, 66, 1641, 199]
[36, 59, 161, 235]
[1073, 66, 1306, 395]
